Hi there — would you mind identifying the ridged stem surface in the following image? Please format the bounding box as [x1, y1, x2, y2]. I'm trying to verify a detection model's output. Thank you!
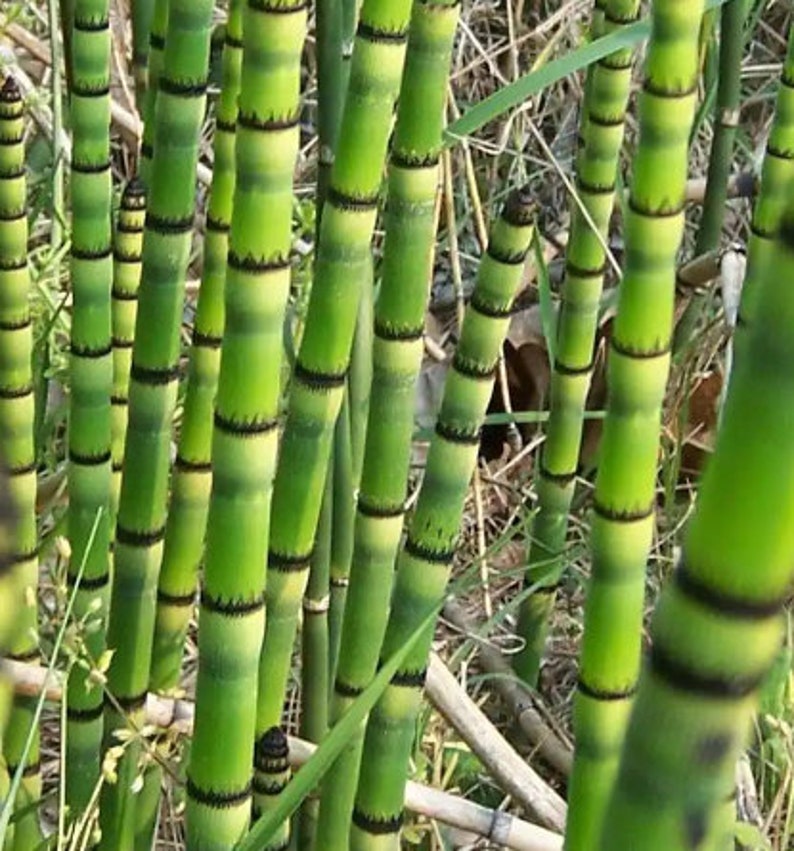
[110, 179, 145, 515]
[131, 0, 156, 103]
[66, 0, 113, 816]
[99, 1, 214, 845]
[314, 1, 459, 845]
[514, 0, 640, 685]
[599, 201, 794, 851]
[733, 26, 794, 350]
[185, 0, 306, 845]
[150, 0, 244, 696]
[564, 3, 706, 848]
[138, 0, 168, 183]
[254, 0, 415, 762]
[0, 76, 42, 849]
[350, 190, 535, 849]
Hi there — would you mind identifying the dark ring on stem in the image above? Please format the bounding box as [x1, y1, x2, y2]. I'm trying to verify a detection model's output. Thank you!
[650, 643, 766, 699]
[192, 330, 222, 348]
[610, 336, 670, 360]
[113, 249, 142, 263]
[539, 465, 576, 486]
[0, 383, 33, 400]
[67, 572, 110, 591]
[249, 0, 308, 13]
[186, 777, 251, 808]
[674, 563, 786, 620]
[334, 678, 364, 698]
[213, 411, 278, 436]
[293, 360, 347, 390]
[157, 589, 196, 607]
[130, 362, 180, 385]
[112, 337, 133, 349]
[72, 159, 111, 174]
[390, 667, 427, 688]
[71, 245, 113, 261]
[469, 291, 513, 318]
[201, 592, 265, 616]
[0, 257, 27, 271]
[115, 523, 166, 547]
[390, 151, 439, 170]
[174, 455, 212, 473]
[110, 690, 148, 712]
[145, 212, 194, 234]
[577, 677, 636, 701]
[73, 16, 109, 30]
[356, 21, 408, 42]
[227, 250, 291, 272]
[352, 808, 403, 834]
[66, 702, 104, 722]
[592, 499, 654, 523]
[268, 549, 313, 573]
[357, 496, 404, 518]
[435, 420, 481, 445]
[326, 186, 380, 212]
[112, 287, 140, 302]
[205, 214, 231, 233]
[452, 354, 496, 380]
[71, 83, 110, 98]
[159, 77, 208, 98]
[373, 320, 424, 342]
[68, 448, 112, 466]
[404, 535, 455, 564]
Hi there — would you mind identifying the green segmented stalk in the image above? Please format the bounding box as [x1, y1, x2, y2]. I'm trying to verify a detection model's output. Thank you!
[734, 27, 794, 347]
[150, 0, 244, 696]
[0, 78, 29, 655]
[253, 728, 292, 850]
[0, 76, 42, 849]
[315, 1, 460, 844]
[254, 0, 415, 760]
[599, 199, 794, 851]
[694, 0, 746, 254]
[66, 0, 114, 816]
[564, 3, 706, 848]
[514, 0, 640, 686]
[110, 179, 145, 515]
[138, 0, 168, 183]
[297, 468, 332, 851]
[131, 0, 156, 104]
[350, 189, 535, 848]
[185, 0, 306, 844]
[99, 1, 214, 845]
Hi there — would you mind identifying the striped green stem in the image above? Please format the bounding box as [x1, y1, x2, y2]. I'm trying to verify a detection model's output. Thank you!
[150, 0, 244, 697]
[733, 26, 794, 351]
[66, 0, 114, 817]
[138, 0, 168, 183]
[254, 0, 415, 759]
[350, 189, 535, 849]
[514, 0, 640, 686]
[110, 179, 145, 515]
[185, 0, 306, 845]
[0, 76, 42, 849]
[100, 1, 214, 846]
[315, 0, 460, 844]
[564, 3, 706, 848]
[694, 0, 746, 254]
[297, 467, 332, 851]
[0, 77, 30, 656]
[131, 0, 156, 105]
[599, 199, 794, 851]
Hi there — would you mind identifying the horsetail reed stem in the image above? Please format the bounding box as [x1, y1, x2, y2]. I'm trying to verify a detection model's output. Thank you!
[100, 0, 214, 843]
[350, 189, 534, 849]
[565, 2, 706, 846]
[185, 0, 307, 844]
[514, 0, 640, 686]
[0, 75, 42, 848]
[65, 0, 114, 816]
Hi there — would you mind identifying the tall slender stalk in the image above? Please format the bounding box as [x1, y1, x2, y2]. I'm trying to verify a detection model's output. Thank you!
[599, 197, 794, 851]
[253, 728, 292, 850]
[185, 0, 307, 845]
[138, 0, 168, 183]
[314, 0, 459, 843]
[350, 189, 535, 849]
[66, 0, 113, 817]
[733, 26, 794, 352]
[99, 1, 215, 845]
[150, 0, 244, 696]
[254, 0, 415, 758]
[131, 0, 156, 105]
[110, 179, 145, 515]
[514, 0, 640, 686]
[564, 3, 706, 848]
[0, 75, 42, 849]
